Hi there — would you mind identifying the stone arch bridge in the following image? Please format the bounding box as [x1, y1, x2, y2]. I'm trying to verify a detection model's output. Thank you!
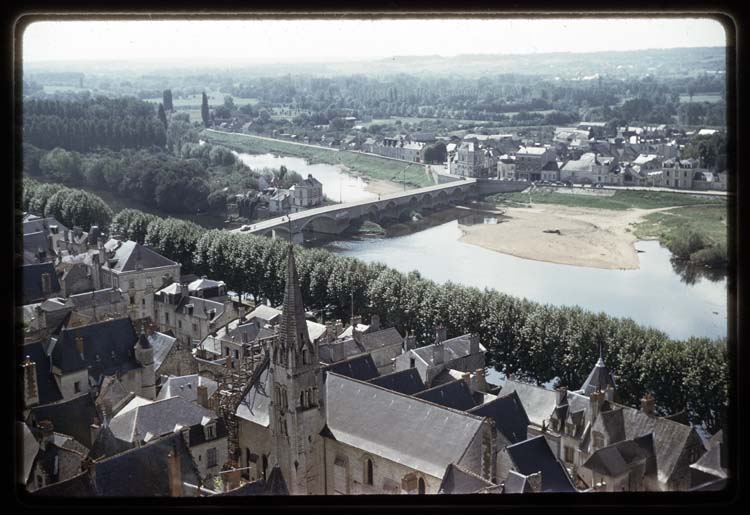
[231, 179, 478, 243]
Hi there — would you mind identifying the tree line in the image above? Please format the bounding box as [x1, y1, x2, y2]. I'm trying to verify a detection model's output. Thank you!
[111, 208, 728, 434]
[23, 179, 113, 230]
[23, 96, 167, 151]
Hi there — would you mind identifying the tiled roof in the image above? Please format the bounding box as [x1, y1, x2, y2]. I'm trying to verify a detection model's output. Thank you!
[109, 396, 219, 444]
[468, 390, 530, 444]
[439, 463, 495, 494]
[325, 373, 486, 479]
[582, 433, 655, 478]
[27, 394, 100, 449]
[156, 374, 219, 404]
[102, 240, 177, 273]
[414, 380, 477, 411]
[69, 288, 124, 311]
[22, 262, 61, 305]
[322, 354, 380, 382]
[506, 435, 576, 492]
[367, 368, 426, 396]
[502, 470, 534, 494]
[49, 317, 139, 377]
[23, 216, 68, 236]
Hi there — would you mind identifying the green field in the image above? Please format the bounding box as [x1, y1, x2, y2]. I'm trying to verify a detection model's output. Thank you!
[200, 130, 433, 188]
[679, 93, 723, 103]
[486, 190, 726, 211]
[633, 204, 727, 246]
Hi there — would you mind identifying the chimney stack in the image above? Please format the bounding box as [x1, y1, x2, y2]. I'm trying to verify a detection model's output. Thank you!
[469, 334, 480, 355]
[435, 325, 447, 345]
[589, 389, 605, 422]
[167, 447, 183, 497]
[433, 341, 444, 366]
[334, 319, 343, 338]
[404, 331, 416, 352]
[640, 393, 656, 416]
[325, 322, 334, 342]
[369, 315, 380, 332]
[605, 385, 615, 402]
[197, 384, 209, 409]
[22, 355, 40, 408]
[555, 386, 568, 406]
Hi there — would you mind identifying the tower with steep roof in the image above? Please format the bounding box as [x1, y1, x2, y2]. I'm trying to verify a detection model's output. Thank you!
[268, 244, 324, 494]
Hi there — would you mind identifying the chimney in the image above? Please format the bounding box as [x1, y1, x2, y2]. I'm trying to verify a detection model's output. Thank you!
[331, 341, 345, 362]
[350, 315, 362, 328]
[334, 319, 343, 338]
[167, 447, 183, 497]
[404, 332, 416, 352]
[555, 386, 568, 406]
[461, 372, 471, 384]
[432, 342, 444, 366]
[435, 325, 447, 344]
[22, 356, 39, 408]
[197, 384, 209, 409]
[38, 420, 54, 450]
[640, 393, 656, 416]
[238, 305, 245, 321]
[369, 315, 380, 332]
[469, 334, 480, 355]
[325, 321, 334, 342]
[605, 385, 615, 402]
[589, 389, 605, 422]
[527, 471, 543, 493]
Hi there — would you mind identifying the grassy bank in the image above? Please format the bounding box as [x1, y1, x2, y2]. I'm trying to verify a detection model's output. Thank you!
[200, 130, 433, 188]
[633, 205, 728, 267]
[486, 189, 726, 211]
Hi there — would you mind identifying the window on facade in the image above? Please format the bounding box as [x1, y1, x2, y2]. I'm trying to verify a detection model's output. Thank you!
[165, 312, 170, 323]
[410, 358, 415, 369]
[129, 279, 135, 289]
[129, 295, 135, 305]
[302, 348, 308, 365]
[41, 273, 51, 293]
[207, 448, 217, 467]
[365, 459, 373, 486]
[178, 321, 182, 329]
[146, 276, 152, 287]
[225, 347, 230, 356]
[193, 323, 198, 333]
[142, 298, 145, 305]
[74, 381, 81, 393]
[564, 446, 575, 463]
[234, 349, 239, 359]
[206, 424, 215, 439]
[300, 391, 306, 408]
[566, 423, 575, 435]
[418, 477, 426, 495]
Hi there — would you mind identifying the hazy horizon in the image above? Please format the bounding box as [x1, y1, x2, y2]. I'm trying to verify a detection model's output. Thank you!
[22, 18, 727, 65]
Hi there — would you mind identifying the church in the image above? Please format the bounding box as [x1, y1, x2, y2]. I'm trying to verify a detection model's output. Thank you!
[234, 244, 498, 495]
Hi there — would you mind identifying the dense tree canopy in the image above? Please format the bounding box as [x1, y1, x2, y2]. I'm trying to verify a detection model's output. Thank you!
[42, 187, 113, 229]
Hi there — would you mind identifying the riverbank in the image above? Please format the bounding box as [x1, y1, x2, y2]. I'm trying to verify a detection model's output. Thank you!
[201, 129, 434, 188]
[458, 204, 675, 270]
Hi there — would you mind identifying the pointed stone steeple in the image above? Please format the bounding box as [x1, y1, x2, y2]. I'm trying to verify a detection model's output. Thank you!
[279, 244, 311, 354]
[580, 342, 616, 396]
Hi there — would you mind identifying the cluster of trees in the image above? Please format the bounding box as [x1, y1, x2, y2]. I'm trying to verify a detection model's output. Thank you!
[23, 179, 113, 229]
[23, 97, 167, 151]
[118, 209, 728, 433]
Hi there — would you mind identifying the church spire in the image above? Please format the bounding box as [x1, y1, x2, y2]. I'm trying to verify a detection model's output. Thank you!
[279, 244, 311, 353]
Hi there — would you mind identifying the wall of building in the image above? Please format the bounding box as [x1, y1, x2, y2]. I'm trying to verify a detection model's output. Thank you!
[237, 419, 272, 482]
[323, 438, 442, 494]
[57, 370, 90, 400]
[190, 436, 230, 480]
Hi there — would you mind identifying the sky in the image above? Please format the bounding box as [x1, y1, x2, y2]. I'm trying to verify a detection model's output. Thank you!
[22, 17, 727, 64]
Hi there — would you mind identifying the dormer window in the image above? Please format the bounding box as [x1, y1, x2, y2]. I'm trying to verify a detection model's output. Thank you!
[205, 423, 215, 440]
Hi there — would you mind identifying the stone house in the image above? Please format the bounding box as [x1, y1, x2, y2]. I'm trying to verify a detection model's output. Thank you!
[662, 158, 701, 189]
[514, 146, 555, 182]
[107, 394, 229, 481]
[99, 239, 181, 322]
[21, 421, 89, 493]
[290, 174, 324, 212]
[148, 329, 199, 380]
[22, 262, 62, 305]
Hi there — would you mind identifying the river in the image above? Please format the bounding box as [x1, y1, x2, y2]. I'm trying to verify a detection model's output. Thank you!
[230, 151, 727, 342]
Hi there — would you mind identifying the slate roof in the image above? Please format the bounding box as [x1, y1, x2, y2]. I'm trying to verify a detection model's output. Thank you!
[319, 337, 364, 363]
[500, 379, 558, 429]
[88, 425, 134, 461]
[468, 390, 530, 444]
[580, 356, 616, 395]
[188, 278, 225, 292]
[247, 305, 282, 323]
[148, 331, 178, 372]
[27, 394, 100, 449]
[18, 422, 40, 485]
[502, 470, 534, 494]
[95, 375, 131, 415]
[357, 327, 404, 352]
[439, 463, 495, 494]
[69, 288, 124, 311]
[102, 240, 177, 273]
[22, 262, 61, 305]
[23, 231, 52, 263]
[561, 153, 598, 173]
[156, 374, 219, 404]
[109, 396, 219, 444]
[415, 380, 478, 411]
[412, 334, 486, 366]
[49, 317, 139, 378]
[23, 216, 68, 236]
[90, 433, 201, 496]
[322, 354, 380, 382]
[582, 434, 655, 478]
[690, 438, 726, 479]
[325, 373, 487, 479]
[33, 471, 97, 497]
[20, 340, 63, 405]
[506, 436, 576, 492]
[175, 296, 224, 322]
[367, 368, 426, 395]
[235, 360, 271, 427]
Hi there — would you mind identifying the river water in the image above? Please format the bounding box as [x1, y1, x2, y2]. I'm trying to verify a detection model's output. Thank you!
[233, 152, 378, 203]
[231, 152, 727, 342]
